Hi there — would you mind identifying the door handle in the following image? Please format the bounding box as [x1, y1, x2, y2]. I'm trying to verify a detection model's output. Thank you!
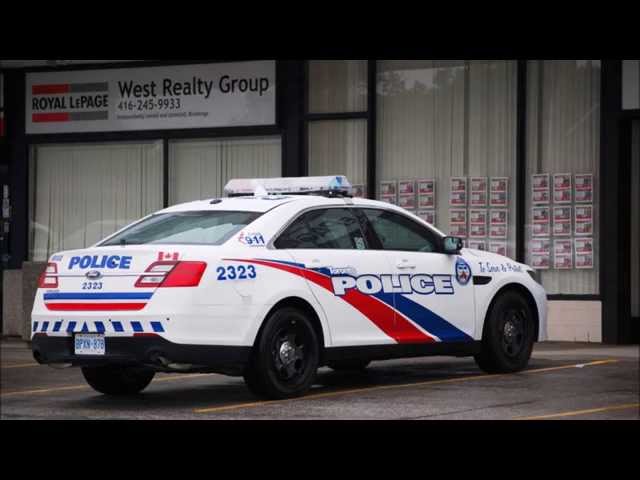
[396, 260, 416, 269]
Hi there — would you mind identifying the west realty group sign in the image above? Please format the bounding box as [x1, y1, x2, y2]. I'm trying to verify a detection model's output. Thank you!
[26, 60, 276, 134]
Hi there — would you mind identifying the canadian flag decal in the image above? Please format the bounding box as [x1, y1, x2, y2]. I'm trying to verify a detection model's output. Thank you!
[157, 251, 179, 261]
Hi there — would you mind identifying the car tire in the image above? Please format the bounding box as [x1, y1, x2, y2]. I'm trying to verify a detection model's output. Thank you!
[243, 307, 320, 400]
[81, 365, 155, 395]
[474, 290, 536, 374]
[327, 359, 371, 372]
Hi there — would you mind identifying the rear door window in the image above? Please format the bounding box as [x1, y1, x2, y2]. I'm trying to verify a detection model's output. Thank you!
[274, 208, 367, 250]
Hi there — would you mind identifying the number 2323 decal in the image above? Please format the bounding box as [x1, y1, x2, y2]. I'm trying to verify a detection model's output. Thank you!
[216, 265, 257, 281]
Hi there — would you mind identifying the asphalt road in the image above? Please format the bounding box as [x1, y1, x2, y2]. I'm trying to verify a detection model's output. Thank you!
[1, 340, 638, 420]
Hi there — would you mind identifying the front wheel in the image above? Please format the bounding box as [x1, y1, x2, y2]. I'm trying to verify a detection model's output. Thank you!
[474, 291, 536, 374]
[243, 307, 320, 399]
[81, 365, 155, 395]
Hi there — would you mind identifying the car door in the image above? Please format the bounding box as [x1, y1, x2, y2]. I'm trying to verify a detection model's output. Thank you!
[358, 208, 476, 343]
[273, 207, 399, 347]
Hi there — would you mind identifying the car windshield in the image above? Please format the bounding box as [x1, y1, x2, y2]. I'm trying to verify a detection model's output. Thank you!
[100, 210, 262, 246]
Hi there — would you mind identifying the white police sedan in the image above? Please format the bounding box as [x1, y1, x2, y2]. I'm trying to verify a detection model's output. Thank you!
[31, 176, 547, 399]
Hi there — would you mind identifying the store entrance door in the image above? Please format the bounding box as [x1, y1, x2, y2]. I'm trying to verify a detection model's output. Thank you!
[630, 120, 640, 342]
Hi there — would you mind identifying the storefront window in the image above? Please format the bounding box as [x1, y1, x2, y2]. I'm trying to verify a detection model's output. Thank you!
[307, 61, 368, 196]
[168, 136, 282, 205]
[29, 141, 163, 261]
[377, 60, 517, 258]
[308, 120, 367, 188]
[308, 60, 367, 113]
[525, 60, 601, 294]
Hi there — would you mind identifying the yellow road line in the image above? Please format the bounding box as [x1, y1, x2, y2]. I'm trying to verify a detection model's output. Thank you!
[1, 384, 88, 397]
[1, 363, 41, 369]
[521, 359, 618, 374]
[0, 373, 217, 398]
[194, 359, 618, 414]
[516, 403, 640, 420]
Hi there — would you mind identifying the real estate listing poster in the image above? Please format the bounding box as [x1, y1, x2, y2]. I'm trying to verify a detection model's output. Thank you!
[379, 180, 397, 205]
[468, 239, 487, 251]
[574, 173, 593, 203]
[553, 173, 572, 204]
[352, 184, 366, 198]
[417, 209, 436, 225]
[490, 177, 509, 207]
[449, 177, 467, 207]
[575, 237, 594, 269]
[449, 208, 467, 238]
[398, 193, 416, 210]
[553, 206, 572, 236]
[530, 237, 551, 270]
[532, 206, 551, 238]
[532, 173, 550, 205]
[398, 180, 415, 195]
[469, 209, 487, 238]
[417, 179, 436, 208]
[470, 177, 488, 207]
[574, 204, 593, 236]
[554, 239, 573, 269]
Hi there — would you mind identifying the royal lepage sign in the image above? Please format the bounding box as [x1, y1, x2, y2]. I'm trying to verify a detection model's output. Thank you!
[26, 60, 275, 134]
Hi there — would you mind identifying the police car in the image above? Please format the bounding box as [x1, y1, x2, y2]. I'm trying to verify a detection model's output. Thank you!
[31, 176, 547, 399]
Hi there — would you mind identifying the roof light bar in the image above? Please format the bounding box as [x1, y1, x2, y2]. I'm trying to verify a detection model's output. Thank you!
[223, 176, 352, 197]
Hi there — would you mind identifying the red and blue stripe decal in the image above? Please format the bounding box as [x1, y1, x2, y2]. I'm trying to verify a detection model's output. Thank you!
[225, 258, 472, 344]
[43, 292, 153, 311]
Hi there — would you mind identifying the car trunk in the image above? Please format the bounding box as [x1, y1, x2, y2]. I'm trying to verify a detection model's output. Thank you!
[43, 246, 186, 311]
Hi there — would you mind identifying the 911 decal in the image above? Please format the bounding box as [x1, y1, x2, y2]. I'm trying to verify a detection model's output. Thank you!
[216, 264, 257, 281]
[238, 232, 265, 246]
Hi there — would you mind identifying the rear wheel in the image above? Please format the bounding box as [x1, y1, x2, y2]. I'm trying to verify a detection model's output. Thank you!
[81, 365, 155, 395]
[474, 290, 536, 374]
[243, 307, 320, 399]
[327, 359, 371, 372]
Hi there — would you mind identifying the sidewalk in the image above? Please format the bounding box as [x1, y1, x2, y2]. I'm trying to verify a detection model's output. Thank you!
[533, 341, 639, 359]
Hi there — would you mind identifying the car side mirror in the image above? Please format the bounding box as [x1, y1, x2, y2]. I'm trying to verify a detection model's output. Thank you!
[443, 236, 463, 254]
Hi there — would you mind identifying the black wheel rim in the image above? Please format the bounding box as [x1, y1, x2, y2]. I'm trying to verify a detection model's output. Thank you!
[500, 308, 527, 358]
[271, 318, 309, 383]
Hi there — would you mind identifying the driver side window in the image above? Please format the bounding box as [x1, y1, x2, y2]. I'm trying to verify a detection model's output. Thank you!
[361, 209, 438, 252]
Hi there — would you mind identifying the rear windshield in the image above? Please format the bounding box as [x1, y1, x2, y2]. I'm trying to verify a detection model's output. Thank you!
[100, 211, 262, 246]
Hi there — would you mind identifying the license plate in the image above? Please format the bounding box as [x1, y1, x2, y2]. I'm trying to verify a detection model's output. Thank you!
[74, 334, 105, 355]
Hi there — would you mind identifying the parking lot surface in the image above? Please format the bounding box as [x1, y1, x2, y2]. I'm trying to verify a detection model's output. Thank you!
[1, 340, 638, 420]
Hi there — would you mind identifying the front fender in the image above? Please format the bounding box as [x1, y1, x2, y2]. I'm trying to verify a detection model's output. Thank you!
[473, 274, 547, 341]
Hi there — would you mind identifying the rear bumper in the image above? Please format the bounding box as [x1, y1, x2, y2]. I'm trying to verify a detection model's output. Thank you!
[31, 334, 251, 373]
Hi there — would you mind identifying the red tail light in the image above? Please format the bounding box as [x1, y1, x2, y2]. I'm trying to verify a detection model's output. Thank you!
[135, 261, 206, 288]
[38, 262, 58, 288]
[160, 261, 207, 287]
